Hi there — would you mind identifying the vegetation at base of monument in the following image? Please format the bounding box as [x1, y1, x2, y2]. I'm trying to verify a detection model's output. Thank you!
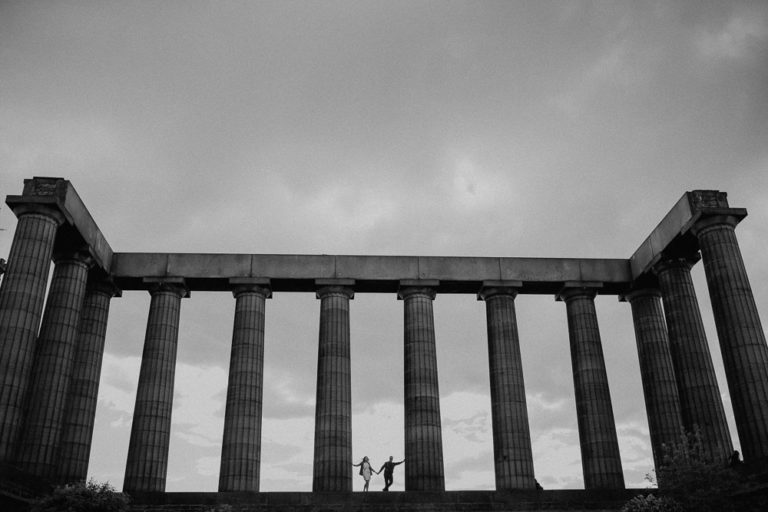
[620, 494, 682, 512]
[31, 480, 130, 512]
[621, 427, 766, 512]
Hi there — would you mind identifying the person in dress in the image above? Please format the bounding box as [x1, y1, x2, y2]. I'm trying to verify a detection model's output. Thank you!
[352, 456, 377, 492]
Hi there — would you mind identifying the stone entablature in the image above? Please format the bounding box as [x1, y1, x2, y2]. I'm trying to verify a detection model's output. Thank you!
[5, 177, 113, 272]
[111, 253, 632, 294]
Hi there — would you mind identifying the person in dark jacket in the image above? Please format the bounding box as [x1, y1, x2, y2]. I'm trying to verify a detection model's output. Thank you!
[378, 456, 404, 491]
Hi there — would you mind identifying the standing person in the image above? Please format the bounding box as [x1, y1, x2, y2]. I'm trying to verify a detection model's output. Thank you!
[378, 456, 404, 491]
[352, 456, 376, 492]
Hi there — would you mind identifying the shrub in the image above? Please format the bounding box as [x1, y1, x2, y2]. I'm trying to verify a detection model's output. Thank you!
[32, 480, 130, 512]
[654, 428, 742, 512]
[620, 494, 683, 512]
[624, 427, 768, 512]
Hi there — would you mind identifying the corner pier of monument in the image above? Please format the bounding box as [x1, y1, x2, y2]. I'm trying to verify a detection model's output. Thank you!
[1, 177, 767, 510]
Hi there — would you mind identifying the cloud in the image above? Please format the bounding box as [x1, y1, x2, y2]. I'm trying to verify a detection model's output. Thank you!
[695, 11, 768, 60]
[97, 354, 141, 413]
[531, 427, 583, 489]
[260, 416, 315, 491]
[528, 392, 568, 413]
[195, 456, 221, 477]
[172, 363, 227, 433]
[262, 366, 316, 420]
[616, 421, 654, 487]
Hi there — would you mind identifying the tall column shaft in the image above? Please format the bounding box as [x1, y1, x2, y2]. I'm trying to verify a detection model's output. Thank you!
[219, 282, 270, 492]
[0, 208, 63, 462]
[558, 286, 624, 490]
[400, 284, 445, 491]
[123, 282, 187, 493]
[655, 257, 732, 462]
[479, 285, 535, 489]
[16, 252, 91, 479]
[695, 217, 768, 465]
[312, 284, 353, 492]
[623, 289, 684, 471]
[57, 277, 120, 484]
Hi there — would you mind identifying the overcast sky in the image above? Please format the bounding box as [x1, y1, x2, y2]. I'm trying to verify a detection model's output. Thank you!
[1, 0, 767, 493]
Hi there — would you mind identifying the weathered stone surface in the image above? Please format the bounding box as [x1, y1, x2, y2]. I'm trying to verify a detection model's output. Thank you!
[124, 489, 647, 511]
[312, 284, 354, 492]
[400, 285, 445, 491]
[6, 177, 113, 271]
[622, 288, 684, 472]
[0, 208, 62, 463]
[629, 190, 746, 279]
[694, 215, 768, 466]
[15, 252, 90, 479]
[558, 286, 624, 490]
[219, 282, 270, 492]
[110, 253, 632, 294]
[124, 282, 188, 493]
[655, 257, 732, 462]
[479, 285, 535, 490]
[57, 276, 120, 484]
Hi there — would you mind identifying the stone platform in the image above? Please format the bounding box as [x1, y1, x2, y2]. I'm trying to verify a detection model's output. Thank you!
[128, 490, 646, 512]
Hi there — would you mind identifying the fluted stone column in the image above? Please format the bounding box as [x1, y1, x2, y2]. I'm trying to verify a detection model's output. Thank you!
[557, 284, 624, 490]
[219, 279, 271, 492]
[57, 275, 121, 484]
[693, 215, 768, 466]
[654, 256, 732, 462]
[621, 288, 684, 472]
[16, 250, 92, 479]
[0, 205, 64, 462]
[400, 281, 445, 491]
[123, 280, 188, 493]
[312, 280, 354, 492]
[478, 282, 535, 490]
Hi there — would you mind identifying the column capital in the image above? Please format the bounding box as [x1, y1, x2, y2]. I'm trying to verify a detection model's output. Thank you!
[143, 277, 189, 298]
[398, 280, 439, 300]
[619, 288, 662, 303]
[477, 280, 522, 301]
[315, 279, 354, 300]
[690, 213, 744, 237]
[87, 274, 122, 298]
[53, 247, 94, 267]
[229, 277, 272, 298]
[9, 203, 66, 226]
[652, 253, 700, 274]
[556, 281, 602, 302]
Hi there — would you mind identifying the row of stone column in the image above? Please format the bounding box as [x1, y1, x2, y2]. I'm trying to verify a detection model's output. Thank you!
[624, 214, 768, 472]
[213, 277, 614, 493]
[1, 207, 767, 493]
[0, 205, 120, 485]
[119, 215, 768, 492]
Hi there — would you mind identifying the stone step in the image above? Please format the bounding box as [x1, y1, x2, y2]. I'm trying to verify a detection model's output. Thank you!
[128, 489, 645, 512]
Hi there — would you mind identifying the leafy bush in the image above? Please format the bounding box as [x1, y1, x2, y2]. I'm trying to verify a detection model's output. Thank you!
[620, 494, 682, 512]
[32, 480, 130, 512]
[624, 427, 768, 512]
[654, 428, 742, 512]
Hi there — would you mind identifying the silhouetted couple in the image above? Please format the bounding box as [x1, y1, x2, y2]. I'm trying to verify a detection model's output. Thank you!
[353, 455, 404, 492]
